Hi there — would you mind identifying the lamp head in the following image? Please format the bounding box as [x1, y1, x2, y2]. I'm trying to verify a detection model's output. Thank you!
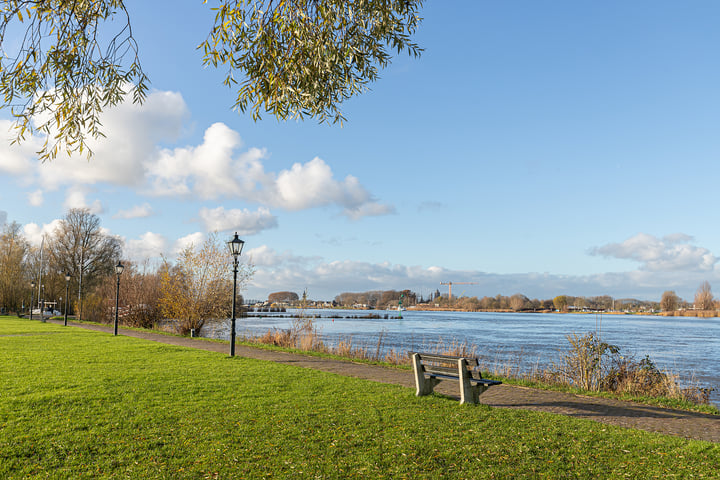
[115, 261, 125, 276]
[228, 232, 245, 257]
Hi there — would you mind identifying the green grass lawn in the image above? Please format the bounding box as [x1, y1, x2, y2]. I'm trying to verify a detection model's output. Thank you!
[1, 317, 717, 479]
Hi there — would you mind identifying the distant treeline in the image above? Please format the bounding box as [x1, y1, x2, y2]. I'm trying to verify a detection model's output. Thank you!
[331, 290, 670, 312]
[270, 282, 720, 314]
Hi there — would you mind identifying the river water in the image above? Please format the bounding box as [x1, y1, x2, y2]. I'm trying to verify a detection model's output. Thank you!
[201, 309, 719, 407]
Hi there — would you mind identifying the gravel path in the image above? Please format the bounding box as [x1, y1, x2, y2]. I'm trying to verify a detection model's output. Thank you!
[50, 319, 719, 443]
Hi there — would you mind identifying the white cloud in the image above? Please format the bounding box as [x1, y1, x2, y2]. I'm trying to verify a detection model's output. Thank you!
[22, 220, 64, 246]
[124, 232, 168, 260]
[173, 232, 205, 255]
[242, 240, 720, 302]
[35, 88, 188, 190]
[591, 233, 717, 272]
[146, 122, 243, 198]
[271, 158, 367, 211]
[198, 206, 278, 235]
[114, 203, 154, 219]
[2, 90, 388, 220]
[63, 188, 104, 214]
[147, 123, 392, 219]
[0, 120, 41, 177]
[27, 189, 43, 207]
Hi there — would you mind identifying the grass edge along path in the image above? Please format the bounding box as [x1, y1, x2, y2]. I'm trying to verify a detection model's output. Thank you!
[35, 317, 720, 443]
[40, 316, 720, 441]
[1, 317, 718, 479]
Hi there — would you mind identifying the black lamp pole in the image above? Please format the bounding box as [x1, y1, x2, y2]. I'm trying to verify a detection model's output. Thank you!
[64, 273, 71, 326]
[114, 261, 124, 336]
[30, 282, 35, 321]
[227, 233, 245, 357]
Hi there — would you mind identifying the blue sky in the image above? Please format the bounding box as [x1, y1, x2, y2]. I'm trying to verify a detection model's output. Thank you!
[2, 1, 720, 302]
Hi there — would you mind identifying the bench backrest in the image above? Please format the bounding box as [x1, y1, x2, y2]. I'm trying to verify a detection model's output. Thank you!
[412, 352, 479, 378]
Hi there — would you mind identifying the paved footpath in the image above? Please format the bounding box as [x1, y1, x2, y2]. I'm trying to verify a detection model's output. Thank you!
[50, 320, 719, 443]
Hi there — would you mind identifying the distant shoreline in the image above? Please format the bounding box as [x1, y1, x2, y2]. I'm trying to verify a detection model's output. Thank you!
[405, 306, 720, 317]
[276, 305, 720, 318]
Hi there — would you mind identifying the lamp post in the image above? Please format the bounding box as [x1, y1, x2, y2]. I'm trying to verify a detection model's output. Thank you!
[114, 261, 124, 336]
[64, 272, 71, 326]
[40, 284, 45, 322]
[30, 281, 35, 321]
[227, 232, 245, 357]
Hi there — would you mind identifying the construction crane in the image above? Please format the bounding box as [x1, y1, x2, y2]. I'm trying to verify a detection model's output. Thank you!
[440, 282, 478, 300]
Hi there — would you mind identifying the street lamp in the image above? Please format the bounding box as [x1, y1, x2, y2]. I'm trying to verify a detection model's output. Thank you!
[64, 272, 71, 326]
[227, 232, 245, 357]
[114, 261, 124, 336]
[30, 281, 35, 321]
[40, 284, 45, 322]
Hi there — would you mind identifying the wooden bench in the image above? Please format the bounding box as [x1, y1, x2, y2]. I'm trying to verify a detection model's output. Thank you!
[410, 352, 502, 404]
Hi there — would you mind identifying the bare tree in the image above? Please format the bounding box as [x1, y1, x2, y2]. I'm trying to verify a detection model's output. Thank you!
[660, 291, 679, 312]
[160, 233, 253, 335]
[0, 222, 30, 313]
[694, 281, 714, 311]
[510, 294, 529, 312]
[85, 259, 162, 327]
[47, 208, 122, 320]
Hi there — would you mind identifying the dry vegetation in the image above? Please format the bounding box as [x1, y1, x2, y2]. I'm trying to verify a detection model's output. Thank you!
[245, 319, 714, 407]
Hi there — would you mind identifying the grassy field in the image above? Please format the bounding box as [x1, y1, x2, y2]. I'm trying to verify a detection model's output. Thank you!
[1, 317, 717, 479]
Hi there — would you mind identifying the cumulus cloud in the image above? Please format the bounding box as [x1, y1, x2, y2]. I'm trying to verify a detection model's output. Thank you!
[198, 206, 278, 235]
[147, 123, 392, 219]
[124, 232, 168, 260]
[35, 89, 189, 190]
[114, 203, 154, 219]
[63, 188, 104, 214]
[2, 89, 389, 220]
[591, 233, 717, 272]
[173, 232, 205, 255]
[241, 240, 720, 303]
[0, 120, 42, 177]
[22, 219, 64, 246]
[245, 246, 461, 299]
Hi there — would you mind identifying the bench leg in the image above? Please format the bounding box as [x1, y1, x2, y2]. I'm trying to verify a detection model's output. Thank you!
[459, 358, 480, 405]
[412, 353, 440, 396]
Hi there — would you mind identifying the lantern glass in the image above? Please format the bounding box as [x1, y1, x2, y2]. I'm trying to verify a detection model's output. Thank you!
[228, 232, 245, 257]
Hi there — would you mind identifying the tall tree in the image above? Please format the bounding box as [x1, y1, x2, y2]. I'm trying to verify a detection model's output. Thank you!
[694, 281, 714, 311]
[47, 208, 122, 320]
[159, 233, 254, 335]
[1, 0, 423, 161]
[0, 221, 30, 313]
[660, 290, 679, 312]
[553, 295, 568, 312]
[510, 293, 529, 312]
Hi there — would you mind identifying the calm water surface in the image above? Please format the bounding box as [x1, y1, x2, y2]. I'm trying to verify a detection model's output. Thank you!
[202, 309, 720, 406]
